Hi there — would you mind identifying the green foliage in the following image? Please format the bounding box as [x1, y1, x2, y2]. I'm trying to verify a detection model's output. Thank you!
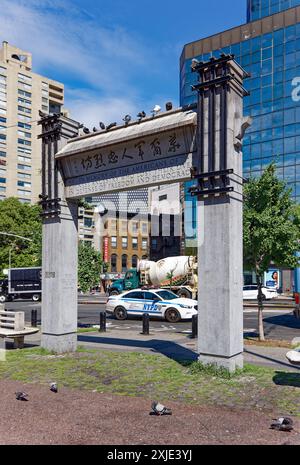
[102, 262, 110, 273]
[0, 198, 42, 275]
[189, 361, 244, 379]
[243, 163, 299, 277]
[78, 242, 103, 293]
[78, 198, 93, 210]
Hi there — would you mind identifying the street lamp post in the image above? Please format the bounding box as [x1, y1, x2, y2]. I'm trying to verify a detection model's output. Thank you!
[0, 232, 33, 270]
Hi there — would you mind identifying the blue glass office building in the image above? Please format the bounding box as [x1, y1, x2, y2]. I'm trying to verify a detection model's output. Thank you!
[181, 1, 300, 255]
[247, 0, 300, 21]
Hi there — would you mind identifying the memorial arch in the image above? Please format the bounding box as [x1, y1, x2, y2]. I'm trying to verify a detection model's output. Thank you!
[39, 55, 250, 372]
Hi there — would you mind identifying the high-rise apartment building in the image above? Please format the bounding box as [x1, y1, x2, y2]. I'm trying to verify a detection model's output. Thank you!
[0, 41, 64, 204]
[181, 1, 300, 254]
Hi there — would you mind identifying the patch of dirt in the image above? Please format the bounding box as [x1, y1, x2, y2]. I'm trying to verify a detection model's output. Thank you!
[0, 379, 299, 445]
[244, 339, 292, 348]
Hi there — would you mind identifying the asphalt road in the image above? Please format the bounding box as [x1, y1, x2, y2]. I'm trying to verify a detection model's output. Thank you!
[4, 297, 300, 342]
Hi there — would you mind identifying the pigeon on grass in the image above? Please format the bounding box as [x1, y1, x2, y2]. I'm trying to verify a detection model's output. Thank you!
[270, 417, 293, 432]
[50, 382, 58, 393]
[150, 401, 172, 416]
[15, 392, 28, 401]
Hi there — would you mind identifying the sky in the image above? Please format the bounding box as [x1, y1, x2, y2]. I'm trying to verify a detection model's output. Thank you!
[0, 0, 245, 128]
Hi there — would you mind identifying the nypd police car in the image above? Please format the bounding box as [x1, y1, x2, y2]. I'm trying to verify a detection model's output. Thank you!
[106, 288, 198, 323]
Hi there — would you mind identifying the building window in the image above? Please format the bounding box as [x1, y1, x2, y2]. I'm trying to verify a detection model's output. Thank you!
[18, 89, 31, 98]
[141, 222, 148, 235]
[151, 239, 157, 250]
[18, 114, 31, 122]
[122, 237, 128, 248]
[17, 180, 31, 188]
[142, 239, 148, 250]
[18, 172, 31, 179]
[132, 222, 139, 234]
[18, 147, 31, 155]
[17, 163, 31, 170]
[84, 217, 93, 228]
[111, 254, 117, 273]
[18, 122, 31, 130]
[111, 236, 117, 248]
[132, 255, 138, 268]
[159, 194, 168, 201]
[18, 73, 32, 83]
[18, 81, 31, 90]
[18, 130, 31, 138]
[18, 138, 31, 146]
[122, 221, 127, 233]
[122, 254, 127, 272]
[18, 106, 31, 114]
[17, 189, 31, 196]
[132, 237, 138, 249]
[18, 97, 31, 108]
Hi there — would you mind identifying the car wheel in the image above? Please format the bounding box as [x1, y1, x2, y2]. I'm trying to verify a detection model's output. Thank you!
[32, 294, 40, 302]
[110, 290, 120, 296]
[165, 308, 181, 323]
[114, 306, 128, 320]
[177, 289, 192, 299]
[0, 294, 6, 303]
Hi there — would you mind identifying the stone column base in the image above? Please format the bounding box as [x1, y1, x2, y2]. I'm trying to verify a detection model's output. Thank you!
[198, 353, 244, 373]
[41, 333, 77, 354]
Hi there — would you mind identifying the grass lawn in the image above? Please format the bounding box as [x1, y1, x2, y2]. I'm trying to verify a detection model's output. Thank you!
[0, 347, 299, 415]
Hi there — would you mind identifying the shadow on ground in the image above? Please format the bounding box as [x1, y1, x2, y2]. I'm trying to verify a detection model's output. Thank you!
[264, 313, 300, 330]
[273, 371, 300, 387]
[78, 334, 198, 364]
[244, 348, 300, 371]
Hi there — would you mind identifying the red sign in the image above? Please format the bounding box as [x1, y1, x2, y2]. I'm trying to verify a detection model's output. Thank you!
[103, 237, 109, 262]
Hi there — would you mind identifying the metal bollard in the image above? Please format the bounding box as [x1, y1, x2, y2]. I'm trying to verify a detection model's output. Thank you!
[191, 314, 198, 338]
[99, 311, 106, 332]
[142, 313, 150, 335]
[31, 309, 37, 327]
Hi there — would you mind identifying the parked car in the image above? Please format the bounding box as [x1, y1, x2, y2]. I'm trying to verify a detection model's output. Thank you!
[106, 288, 198, 323]
[243, 285, 278, 300]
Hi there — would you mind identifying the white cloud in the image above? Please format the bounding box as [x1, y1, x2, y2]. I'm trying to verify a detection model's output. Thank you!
[0, 0, 148, 91]
[0, 0, 179, 125]
[65, 88, 143, 127]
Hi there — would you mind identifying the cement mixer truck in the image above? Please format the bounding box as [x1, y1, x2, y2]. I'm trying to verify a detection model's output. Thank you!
[107, 256, 198, 299]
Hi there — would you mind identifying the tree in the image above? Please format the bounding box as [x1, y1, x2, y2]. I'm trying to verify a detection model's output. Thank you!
[0, 198, 42, 275]
[243, 163, 299, 340]
[78, 242, 103, 293]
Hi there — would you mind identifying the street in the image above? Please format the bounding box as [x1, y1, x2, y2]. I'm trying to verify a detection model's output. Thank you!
[4, 297, 300, 342]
